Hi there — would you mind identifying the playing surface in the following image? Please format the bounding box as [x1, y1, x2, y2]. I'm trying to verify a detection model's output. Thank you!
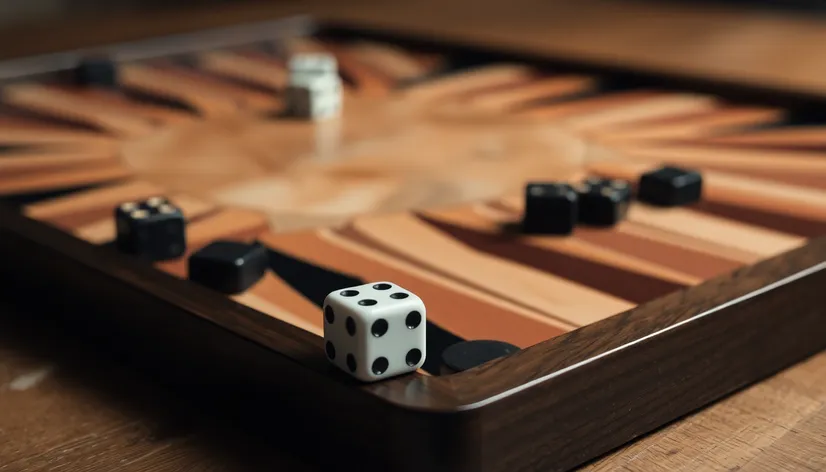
[3, 28, 826, 375]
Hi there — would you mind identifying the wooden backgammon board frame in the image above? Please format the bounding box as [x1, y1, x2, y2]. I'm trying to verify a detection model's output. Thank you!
[1, 14, 826, 472]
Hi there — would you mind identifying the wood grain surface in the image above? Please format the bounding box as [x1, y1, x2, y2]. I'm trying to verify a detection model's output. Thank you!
[0, 297, 316, 472]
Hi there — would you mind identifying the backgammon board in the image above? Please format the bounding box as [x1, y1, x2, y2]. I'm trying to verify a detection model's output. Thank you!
[0, 15, 825, 472]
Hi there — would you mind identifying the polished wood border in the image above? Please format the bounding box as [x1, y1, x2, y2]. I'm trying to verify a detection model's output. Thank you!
[2, 17, 826, 472]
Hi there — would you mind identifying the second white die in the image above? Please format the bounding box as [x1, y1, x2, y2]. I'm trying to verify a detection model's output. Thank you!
[285, 74, 342, 120]
[323, 281, 426, 382]
[288, 53, 338, 81]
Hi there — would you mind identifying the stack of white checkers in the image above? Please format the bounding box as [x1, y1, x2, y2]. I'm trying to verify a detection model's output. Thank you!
[286, 53, 343, 120]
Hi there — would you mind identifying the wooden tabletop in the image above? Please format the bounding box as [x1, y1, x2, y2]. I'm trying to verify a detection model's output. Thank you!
[0, 299, 316, 472]
[3, 1, 826, 470]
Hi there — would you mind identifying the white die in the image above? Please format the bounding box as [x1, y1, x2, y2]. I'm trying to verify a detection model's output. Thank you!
[285, 74, 342, 120]
[288, 53, 338, 79]
[323, 281, 426, 382]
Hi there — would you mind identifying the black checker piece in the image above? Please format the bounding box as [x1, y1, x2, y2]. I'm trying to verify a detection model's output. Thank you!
[188, 240, 269, 294]
[637, 166, 703, 207]
[440, 340, 520, 374]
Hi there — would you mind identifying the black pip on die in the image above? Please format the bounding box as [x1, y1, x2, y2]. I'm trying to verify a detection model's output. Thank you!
[323, 282, 426, 382]
[115, 196, 186, 261]
[576, 178, 632, 226]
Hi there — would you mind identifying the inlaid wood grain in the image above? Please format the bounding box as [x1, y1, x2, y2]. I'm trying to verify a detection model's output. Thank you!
[0, 148, 117, 174]
[519, 90, 707, 123]
[24, 180, 167, 226]
[705, 125, 826, 149]
[468, 75, 596, 112]
[576, 223, 744, 280]
[488, 199, 746, 277]
[0, 163, 131, 196]
[4, 84, 161, 137]
[150, 64, 283, 111]
[165, 114, 586, 230]
[64, 88, 196, 125]
[401, 64, 534, 101]
[421, 210, 689, 306]
[561, 94, 719, 133]
[454, 203, 701, 285]
[0, 120, 117, 148]
[232, 272, 324, 337]
[345, 41, 435, 81]
[695, 200, 826, 240]
[698, 175, 826, 236]
[198, 51, 288, 91]
[321, 43, 399, 95]
[9, 58, 814, 238]
[629, 204, 804, 258]
[685, 165, 826, 192]
[595, 106, 784, 142]
[258, 228, 570, 347]
[349, 212, 634, 325]
[117, 119, 319, 196]
[233, 295, 319, 338]
[120, 65, 245, 117]
[498, 195, 773, 264]
[173, 207, 268, 249]
[616, 218, 761, 264]
[0, 50, 593, 232]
